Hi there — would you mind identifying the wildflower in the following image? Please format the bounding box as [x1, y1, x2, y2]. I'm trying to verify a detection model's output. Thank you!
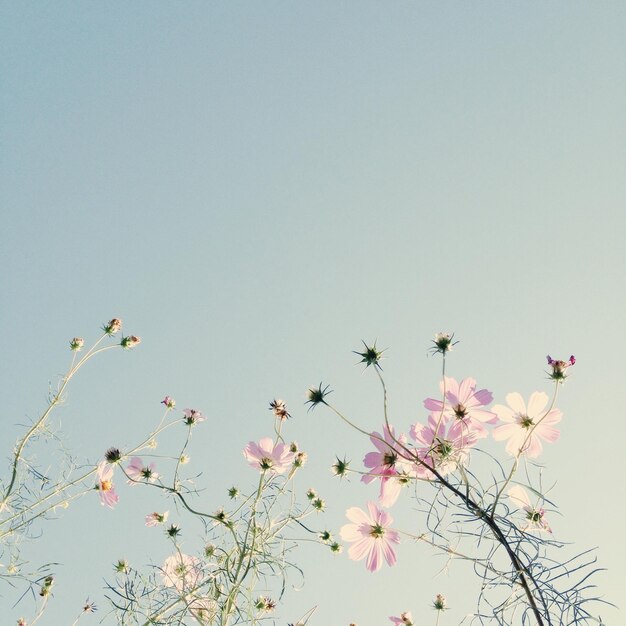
[433, 593, 447, 611]
[390, 612, 414, 626]
[145, 511, 169, 527]
[340, 501, 400, 572]
[213, 508, 229, 526]
[319, 530, 332, 543]
[160, 554, 201, 592]
[255, 596, 276, 612]
[306, 488, 317, 500]
[353, 340, 385, 370]
[508, 485, 552, 533]
[69, 337, 84, 351]
[228, 486, 239, 499]
[161, 395, 176, 409]
[332, 456, 350, 477]
[410, 415, 479, 478]
[103, 318, 122, 335]
[424, 377, 497, 438]
[269, 398, 291, 420]
[305, 383, 332, 411]
[114, 559, 129, 573]
[362, 425, 410, 507]
[329, 541, 343, 554]
[17, 619, 27, 626]
[492, 392, 562, 458]
[430, 332, 457, 355]
[294, 451, 308, 468]
[82, 598, 97, 613]
[95, 462, 119, 508]
[126, 457, 159, 484]
[120, 335, 141, 349]
[39, 575, 54, 597]
[547, 355, 576, 382]
[243, 437, 295, 474]
[104, 447, 122, 463]
[183, 408, 206, 426]
[166, 523, 181, 537]
[312, 497, 326, 511]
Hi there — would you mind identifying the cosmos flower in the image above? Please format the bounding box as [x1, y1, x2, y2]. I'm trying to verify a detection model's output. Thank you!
[161, 554, 202, 592]
[492, 392, 562, 458]
[340, 502, 400, 572]
[126, 457, 159, 485]
[423, 377, 497, 438]
[243, 437, 295, 474]
[389, 612, 414, 626]
[183, 408, 206, 426]
[508, 485, 552, 533]
[362, 425, 410, 507]
[95, 462, 119, 509]
[145, 511, 169, 527]
[410, 413, 479, 477]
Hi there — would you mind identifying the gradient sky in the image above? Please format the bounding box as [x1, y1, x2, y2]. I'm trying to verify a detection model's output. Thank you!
[1, 2, 624, 625]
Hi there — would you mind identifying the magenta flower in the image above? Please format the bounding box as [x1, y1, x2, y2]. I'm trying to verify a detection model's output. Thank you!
[339, 501, 400, 572]
[145, 511, 169, 527]
[492, 392, 562, 458]
[508, 485, 552, 533]
[362, 425, 410, 507]
[389, 612, 414, 626]
[424, 377, 497, 438]
[546, 355, 576, 382]
[243, 437, 295, 474]
[126, 457, 159, 485]
[95, 462, 119, 509]
[410, 413, 479, 477]
[183, 408, 206, 425]
[161, 395, 176, 409]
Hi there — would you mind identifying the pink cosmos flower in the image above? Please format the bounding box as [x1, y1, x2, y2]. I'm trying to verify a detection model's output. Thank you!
[161, 395, 176, 409]
[410, 413, 479, 478]
[339, 501, 400, 572]
[161, 553, 202, 592]
[362, 425, 411, 507]
[424, 377, 497, 438]
[183, 408, 206, 425]
[243, 437, 295, 474]
[145, 511, 169, 527]
[96, 462, 119, 509]
[492, 392, 562, 458]
[508, 485, 552, 533]
[126, 457, 159, 485]
[389, 612, 414, 626]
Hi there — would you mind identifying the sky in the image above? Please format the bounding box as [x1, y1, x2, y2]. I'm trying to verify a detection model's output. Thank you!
[1, 2, 624, 625]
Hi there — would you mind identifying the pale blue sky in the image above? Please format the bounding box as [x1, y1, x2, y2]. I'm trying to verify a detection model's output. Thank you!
[1, 2, 624, 625]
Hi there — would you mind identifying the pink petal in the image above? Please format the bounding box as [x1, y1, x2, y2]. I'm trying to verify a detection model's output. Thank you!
[348, 536, 374, 562]
[366, 542, 383, 572]
[346, 506, 372, 525]
[492, 423, 518, 441]
[492, 404, 515, 423]
[527, 392, 549, 418]
[505, 392, 526, 415]
[457, 377, 476, 403]
[537, 425, 560, 443]
[340, 523, 363, 542]
[381, 538, 397, 567]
